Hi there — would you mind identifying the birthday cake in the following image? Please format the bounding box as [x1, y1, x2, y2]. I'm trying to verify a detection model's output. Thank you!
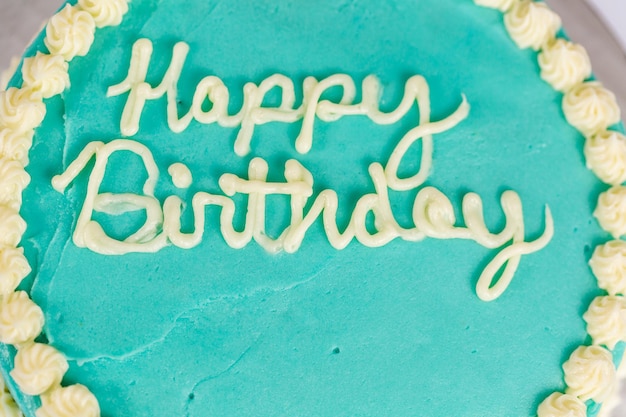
[1, 0, 626, 416]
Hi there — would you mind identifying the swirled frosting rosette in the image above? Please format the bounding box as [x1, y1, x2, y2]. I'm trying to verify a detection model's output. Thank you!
[37, 385, 100, 417]
[536, 392, 586, 417]
[583, 296, 626, 349]
[584, 130, 626, 185]
[11, 343, 69, 396]
[0, 88, 46, 134]
[589, 240, 626, 295]
[44, 5, 96, 61]
[594, 186, 626, 238]
[0, 206, 26, 248]
[0, 128, 33, 165]
[78, 0, 130, 28]
[504, 1, 561, 50]
[563, 82, 621, 137]
[21, 53, 70, 100]
[538, 39, 591, 92]
[562, 345, 616, 403]
[0, 246, 31, 296]
[0, 292, 44, 345]
[0, 157, 30, 210]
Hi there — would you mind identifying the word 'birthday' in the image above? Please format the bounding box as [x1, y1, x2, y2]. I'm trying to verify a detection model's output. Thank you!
[53, 38, 554, 302]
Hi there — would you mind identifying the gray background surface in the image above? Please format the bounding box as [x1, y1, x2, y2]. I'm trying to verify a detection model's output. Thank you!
[0, 0, 625, 415]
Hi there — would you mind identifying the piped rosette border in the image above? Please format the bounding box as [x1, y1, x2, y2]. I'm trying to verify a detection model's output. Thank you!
[476, 0, 626, 416]
[0, 1, 130, 416]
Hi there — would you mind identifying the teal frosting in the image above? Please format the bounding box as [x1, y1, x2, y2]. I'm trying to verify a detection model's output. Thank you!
[3, 0, 620, 416]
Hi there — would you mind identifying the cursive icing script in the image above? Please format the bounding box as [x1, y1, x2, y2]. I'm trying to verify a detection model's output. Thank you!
[109, 38, 447, 158]
[52, 38, 554, 302]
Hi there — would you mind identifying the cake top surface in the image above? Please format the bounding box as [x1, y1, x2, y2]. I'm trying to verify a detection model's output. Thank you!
[1, 1, 625, 416]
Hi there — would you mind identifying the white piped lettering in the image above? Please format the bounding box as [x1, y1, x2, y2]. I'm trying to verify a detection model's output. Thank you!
[52, 38, 556, 302]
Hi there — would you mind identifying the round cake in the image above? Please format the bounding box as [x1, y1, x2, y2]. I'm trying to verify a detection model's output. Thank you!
[1, 0, 626, 416]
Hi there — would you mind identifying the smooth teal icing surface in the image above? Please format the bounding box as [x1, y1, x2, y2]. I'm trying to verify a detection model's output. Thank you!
[3, 0, 619, 416]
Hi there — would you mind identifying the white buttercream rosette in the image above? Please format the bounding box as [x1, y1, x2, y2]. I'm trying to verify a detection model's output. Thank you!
[538, 39, 591, 92]
[584, 296, 626, 349]
[590, 240, 626, 295]
[37, 385, 100, 417]
[78, 0, 130, 28]
[585, 130, 626, 186]
[21, 53, 70, 100]
[0, 292, 44, 345]
[563, 345, 616, 403]
[44, 5, 96, 61]
[504, 1, 561, 50]
[563, 82, 621, 138]
[11, 343, 69, 396]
